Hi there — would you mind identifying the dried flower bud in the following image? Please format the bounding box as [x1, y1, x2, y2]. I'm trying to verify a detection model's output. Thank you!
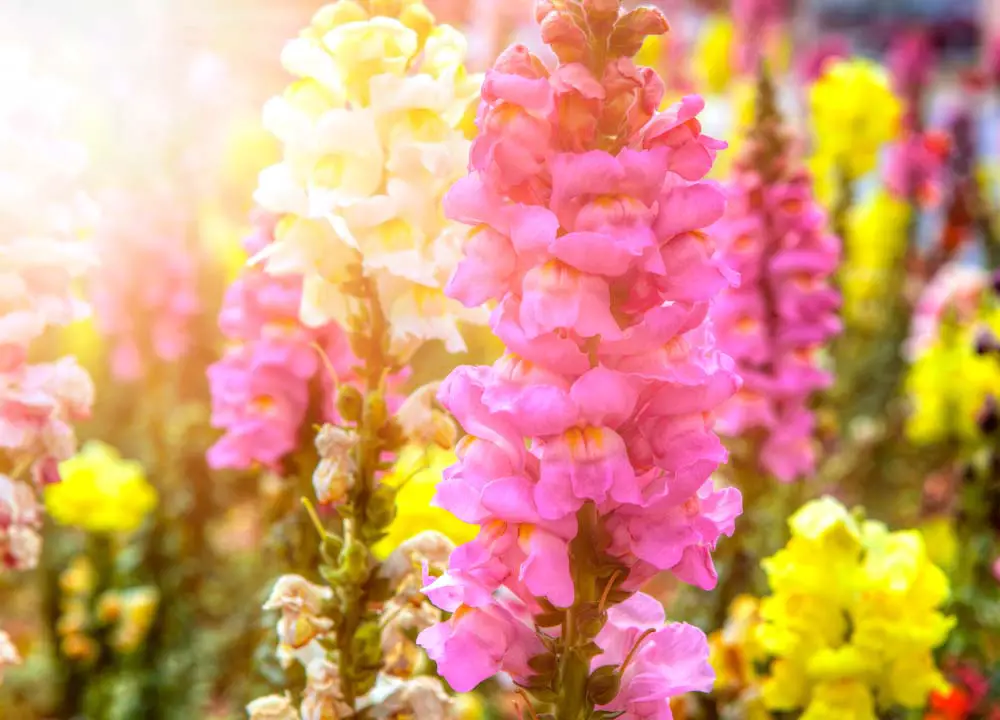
[301, 658, 351, 720]
[379, 530, 455, 595]
[395, 383, 458, 449]
[264, 575, 333, 615]
[313, 425, 358, 505]
[315, 425, 359, 460]
[247, 693, 301, 720]
[264, 575, 335, 648]
[313, 458, 353, 506]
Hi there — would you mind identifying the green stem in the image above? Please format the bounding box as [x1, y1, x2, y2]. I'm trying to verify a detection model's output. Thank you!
[555, 504, 601, 720]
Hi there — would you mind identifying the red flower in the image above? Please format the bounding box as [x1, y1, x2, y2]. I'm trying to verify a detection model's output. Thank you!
[926, 687, 972, 720]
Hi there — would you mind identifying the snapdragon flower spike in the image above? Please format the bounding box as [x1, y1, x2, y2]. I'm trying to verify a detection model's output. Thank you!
[207, 210, 357, 472]
[418, 1, 740, 713]
[713, 67, 841, 482]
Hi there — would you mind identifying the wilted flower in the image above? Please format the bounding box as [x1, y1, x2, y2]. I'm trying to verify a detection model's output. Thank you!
[247, 693, 301, 720]
[394, 382, 457, 449]
[312, 424, 359, 505]
[379, 529, 455, 594]
[372, 676, 453, 719]
[263, 574, 334, 650]
[301, 657, 351, 720]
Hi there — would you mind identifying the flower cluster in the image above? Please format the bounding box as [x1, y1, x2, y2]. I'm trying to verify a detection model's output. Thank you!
[89, 189, 201, 381]
[758, 497, 953, 719]
[207, 210, 357, 472]
[714, 69, 840, 481]
[252, 531, 460, 720]
[45, 441, 157, 534]
[0, 47, 96, 486]
[254, 0, 485, 359]
[808, 59, 902, 208]
[416, 1, 741, 713]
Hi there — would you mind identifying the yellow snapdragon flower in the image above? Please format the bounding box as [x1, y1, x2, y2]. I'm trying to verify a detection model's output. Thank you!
[373, 445, 476, 558]
[809, 59, 902, 207]
[755, 497, 952, 718]
[709, 595, 770, 719]
[46, 441, 157, 533]
[906, 278, 1000, 445]
[255, 0, 486, 358]
[840, 190, 911, 330]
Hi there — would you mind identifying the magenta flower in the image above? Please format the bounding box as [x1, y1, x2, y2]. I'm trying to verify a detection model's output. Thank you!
[206, 211, 356, 473]
[713, 73, 841, 482]
[418, 1, 740, 711]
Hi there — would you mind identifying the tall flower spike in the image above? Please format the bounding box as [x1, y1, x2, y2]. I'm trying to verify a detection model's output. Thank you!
[253, 0, 486, 360]
[418, 2, 741, 717]
[248, 4, 492, 717]
[714, 65, 841, 482]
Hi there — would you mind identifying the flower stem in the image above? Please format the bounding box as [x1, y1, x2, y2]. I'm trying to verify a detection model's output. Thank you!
[556, 504, 602, 720]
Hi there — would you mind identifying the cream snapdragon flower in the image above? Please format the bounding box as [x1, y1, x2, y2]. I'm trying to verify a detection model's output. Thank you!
[254, 1, 486, 359]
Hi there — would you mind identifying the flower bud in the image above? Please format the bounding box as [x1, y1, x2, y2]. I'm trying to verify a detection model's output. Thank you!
[336, 385, 364, 423]
[586, 664, 622, 706]
[608, 7, 669, 58]
[540, 12, 588, 65]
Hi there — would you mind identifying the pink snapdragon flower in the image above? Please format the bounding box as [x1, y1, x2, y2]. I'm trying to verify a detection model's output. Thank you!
[593, 593, 715, 718]
[90, 190, 200, 381]
[207, 211, 357, 472]
[713, 72, 841, 482]
[418, 1, 741, 710]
